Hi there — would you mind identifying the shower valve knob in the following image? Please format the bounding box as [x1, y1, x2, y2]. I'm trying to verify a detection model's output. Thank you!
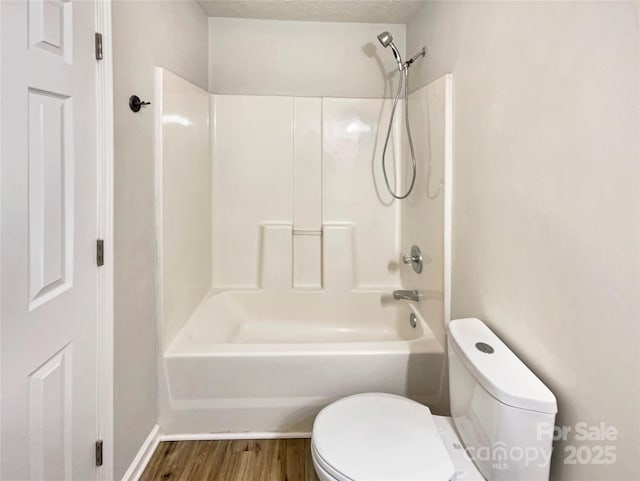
[402, 245, 423, 274]
[402, 254, 419, 264]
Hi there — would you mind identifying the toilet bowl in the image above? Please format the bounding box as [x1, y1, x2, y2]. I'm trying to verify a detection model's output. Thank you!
[311, 393, 483, 481]
[311, 318, 558, 481]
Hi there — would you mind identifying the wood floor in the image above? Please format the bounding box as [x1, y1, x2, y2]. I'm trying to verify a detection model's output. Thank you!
[139, 439, 321, 481]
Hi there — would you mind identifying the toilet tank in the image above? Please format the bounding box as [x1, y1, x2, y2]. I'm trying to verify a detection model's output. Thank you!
[447, 318, 557, 481]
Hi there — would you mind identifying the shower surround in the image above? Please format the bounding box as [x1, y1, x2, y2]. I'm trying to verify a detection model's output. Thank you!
[155, 67, 452, 434]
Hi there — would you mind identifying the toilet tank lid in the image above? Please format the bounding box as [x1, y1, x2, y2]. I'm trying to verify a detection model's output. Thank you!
[448, 318, 558, 415]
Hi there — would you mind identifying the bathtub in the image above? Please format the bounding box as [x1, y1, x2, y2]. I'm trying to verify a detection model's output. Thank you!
[161, 290, 446, 434]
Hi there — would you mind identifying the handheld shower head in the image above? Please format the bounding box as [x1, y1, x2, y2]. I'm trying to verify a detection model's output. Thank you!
[377, 31, 393, 48]
[376, 33, 426, 200]
[376, 31, 404, 71]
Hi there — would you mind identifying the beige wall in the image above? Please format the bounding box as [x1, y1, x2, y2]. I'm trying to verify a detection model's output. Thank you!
[112, 1, 208, 479]
[407, 2, 639, 480]
[208, 17, 405, 97]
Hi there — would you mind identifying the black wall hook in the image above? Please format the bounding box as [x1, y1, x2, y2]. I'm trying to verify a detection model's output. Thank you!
[129, 95, 151, 113]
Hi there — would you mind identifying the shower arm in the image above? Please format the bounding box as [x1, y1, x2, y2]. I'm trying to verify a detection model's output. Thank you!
[404, 47, 426, 69]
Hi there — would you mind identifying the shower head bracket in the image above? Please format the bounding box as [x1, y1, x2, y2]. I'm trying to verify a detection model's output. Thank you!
[405, 46, 426, 69]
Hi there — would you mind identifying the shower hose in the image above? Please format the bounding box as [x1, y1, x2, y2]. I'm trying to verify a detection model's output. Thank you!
[381, 65, 417, 200]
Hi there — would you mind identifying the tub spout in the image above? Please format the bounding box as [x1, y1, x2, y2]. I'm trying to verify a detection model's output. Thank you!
[392, 290, 421, 302]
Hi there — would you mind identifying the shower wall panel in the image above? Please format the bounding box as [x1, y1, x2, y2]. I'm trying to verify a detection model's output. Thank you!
[156, 68, 211, 349]
[212, 95, 294, 288]
[211, 95, 402, 291]
[400, 75, 452, 348]
[293, 98, 322, 289]
[322, 98, 401, 290]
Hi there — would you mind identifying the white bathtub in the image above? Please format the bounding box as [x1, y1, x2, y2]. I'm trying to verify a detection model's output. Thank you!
[162, 290, 446, 434]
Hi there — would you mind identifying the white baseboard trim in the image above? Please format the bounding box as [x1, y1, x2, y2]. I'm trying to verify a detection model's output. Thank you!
[121, 424, 160, 481]
[159, 431, 311, 442]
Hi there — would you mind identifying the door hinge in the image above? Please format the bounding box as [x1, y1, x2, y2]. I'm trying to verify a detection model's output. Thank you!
[95, 440, 103, 467]
[95, 32, 103, 60]
[96, 239, 104, 267]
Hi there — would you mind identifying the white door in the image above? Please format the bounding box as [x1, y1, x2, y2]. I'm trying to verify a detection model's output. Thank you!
[1, 0, 101, 480]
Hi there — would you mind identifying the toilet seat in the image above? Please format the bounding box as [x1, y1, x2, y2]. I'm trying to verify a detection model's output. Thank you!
[311, 444, 352, 481]
[311, 393, 456, 481]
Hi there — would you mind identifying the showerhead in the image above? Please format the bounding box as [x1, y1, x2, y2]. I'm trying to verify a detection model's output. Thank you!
[377, 31, 393, 48]
[376, 31, 404, 71]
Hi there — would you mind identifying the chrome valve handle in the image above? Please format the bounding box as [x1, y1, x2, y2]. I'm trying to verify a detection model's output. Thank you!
[402, 245, 423, 273]
[402, 254, 419, 264]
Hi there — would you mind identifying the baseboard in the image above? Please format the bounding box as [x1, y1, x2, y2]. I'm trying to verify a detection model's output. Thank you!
[159, 431, 311, 442]
[121, 424, 160, 481]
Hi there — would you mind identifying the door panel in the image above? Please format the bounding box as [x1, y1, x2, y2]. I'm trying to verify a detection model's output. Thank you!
[28, 344, 73, 481]
[1, 0, 100, 479]
[28, 88, 74, 309]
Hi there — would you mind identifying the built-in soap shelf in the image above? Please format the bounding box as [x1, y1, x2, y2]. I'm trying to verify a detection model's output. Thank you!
[293, 229, 322, 236]
[257, 222, 363, 291]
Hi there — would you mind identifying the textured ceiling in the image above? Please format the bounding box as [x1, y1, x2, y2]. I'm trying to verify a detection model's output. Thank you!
[197, 1, 425, 24]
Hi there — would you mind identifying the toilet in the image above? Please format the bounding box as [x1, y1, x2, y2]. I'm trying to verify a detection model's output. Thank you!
[311, 318, 558, 481]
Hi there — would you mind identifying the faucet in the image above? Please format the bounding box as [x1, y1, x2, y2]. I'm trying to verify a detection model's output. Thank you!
[392, 290, 421, 302]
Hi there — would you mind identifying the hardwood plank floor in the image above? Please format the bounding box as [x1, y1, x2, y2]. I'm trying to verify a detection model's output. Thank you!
[139, 439, 321, 481]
